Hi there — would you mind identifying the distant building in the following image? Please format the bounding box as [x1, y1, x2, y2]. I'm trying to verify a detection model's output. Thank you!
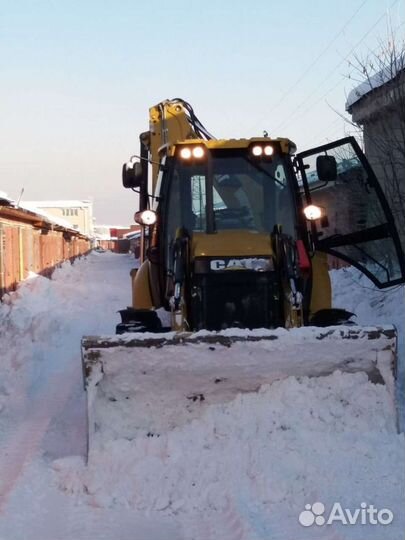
[123, 228, 143, 258]
[93, 224, 140, 253]
[109, 225, 139, 240]
[93, 225, 113, 241]
[23, 200, 94, 237]
[93, 224, 139, 240]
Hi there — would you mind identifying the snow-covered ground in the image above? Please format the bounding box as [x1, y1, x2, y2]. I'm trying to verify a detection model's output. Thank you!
[0, 253, 404, 539]
[331, 266, 405, 429]
[0, 253, 181, 539]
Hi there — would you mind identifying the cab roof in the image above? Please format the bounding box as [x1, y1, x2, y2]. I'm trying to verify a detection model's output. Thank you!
[169, 137, 297, 155]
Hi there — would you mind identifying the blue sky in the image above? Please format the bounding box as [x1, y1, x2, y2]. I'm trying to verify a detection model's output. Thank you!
[1, 0, 404, 223]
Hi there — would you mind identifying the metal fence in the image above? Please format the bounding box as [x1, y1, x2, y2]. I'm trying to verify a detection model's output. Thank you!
[0, 204, 91, 297]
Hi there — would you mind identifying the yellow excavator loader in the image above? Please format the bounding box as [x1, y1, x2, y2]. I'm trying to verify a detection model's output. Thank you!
[82, 99, 405, 453]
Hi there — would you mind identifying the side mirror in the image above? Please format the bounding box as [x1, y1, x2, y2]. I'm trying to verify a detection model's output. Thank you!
[316, 155, 337, 183]
[122, 161, 143, 189]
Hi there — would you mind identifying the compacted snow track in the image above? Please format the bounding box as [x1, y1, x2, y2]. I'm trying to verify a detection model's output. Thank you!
[0, 253, 404, 540]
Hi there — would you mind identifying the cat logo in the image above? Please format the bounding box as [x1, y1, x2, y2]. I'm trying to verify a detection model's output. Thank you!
[210, 259, 243, 271]
[209, 258, 273, 272]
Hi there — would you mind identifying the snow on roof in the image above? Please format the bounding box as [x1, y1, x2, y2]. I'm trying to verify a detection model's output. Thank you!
[346, 61, 405, 110]
[123, 230, 142, 239]
[0, 191, 13, 204]
[23, 200, 92, 208]
[19, 201, 76, 230]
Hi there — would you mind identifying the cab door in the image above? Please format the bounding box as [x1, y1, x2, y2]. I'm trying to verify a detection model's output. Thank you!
[295, 136, 405, 288]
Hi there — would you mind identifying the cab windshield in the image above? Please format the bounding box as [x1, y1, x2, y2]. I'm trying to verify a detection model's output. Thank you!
[165, 149, 297, 240]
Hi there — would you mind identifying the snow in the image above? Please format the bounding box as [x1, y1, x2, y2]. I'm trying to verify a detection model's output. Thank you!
[0, 254, 404, 539]
[346, 61, 404, 109]
[0, 195, 79, 231]
[331, 266, 405, 430]
[18, 201, 77, 230]
[0, 190, 12, 203]
[83, 326, 396, 446]
[0, 253, 180, 538]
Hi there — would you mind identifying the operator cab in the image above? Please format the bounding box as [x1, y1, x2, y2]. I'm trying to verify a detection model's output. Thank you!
[161, 141, 299, 245]
[156, 141, 301, 330]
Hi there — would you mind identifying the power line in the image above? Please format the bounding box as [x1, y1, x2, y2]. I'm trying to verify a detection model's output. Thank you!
[307, 116, 343, 146]
[264, 0, 368, 117]
[303, 22, 404, 146]
[271, 0, 400, 134]
[275, 76, 347, 135]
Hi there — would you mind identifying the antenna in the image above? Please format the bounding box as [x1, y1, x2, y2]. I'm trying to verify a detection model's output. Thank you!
[16, 187, 24, 206]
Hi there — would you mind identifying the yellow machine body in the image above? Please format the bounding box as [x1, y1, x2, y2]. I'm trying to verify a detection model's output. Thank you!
[82, 98, 402, 458]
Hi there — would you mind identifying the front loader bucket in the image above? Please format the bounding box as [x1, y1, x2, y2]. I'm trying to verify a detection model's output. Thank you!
[82, 326, 397, 454]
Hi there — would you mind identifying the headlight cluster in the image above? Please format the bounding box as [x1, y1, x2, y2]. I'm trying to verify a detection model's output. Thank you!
[251, 144, 274, 157]
[179, 146, 206, 159]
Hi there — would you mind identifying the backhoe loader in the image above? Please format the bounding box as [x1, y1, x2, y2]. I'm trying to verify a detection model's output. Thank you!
[82, 99, 405, 452]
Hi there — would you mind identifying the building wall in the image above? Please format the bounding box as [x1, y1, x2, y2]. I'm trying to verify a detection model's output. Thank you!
[362, 112, 405, 197]
[0, 209, 90, 296]
[348, 70, 405, 252]
[29, 202, 94, 236]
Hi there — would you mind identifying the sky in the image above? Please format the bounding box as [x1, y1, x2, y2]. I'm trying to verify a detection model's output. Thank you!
[1, 0, 404, 224]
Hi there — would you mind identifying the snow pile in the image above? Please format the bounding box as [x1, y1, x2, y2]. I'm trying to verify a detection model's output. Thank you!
[331, 265, 405, 428]
[0, 252, 131, 407]
[55, 368, 405, 539]
[331, 266, 404, 331]
[53, 267, 405, 539]
[82, 326, 396, 446]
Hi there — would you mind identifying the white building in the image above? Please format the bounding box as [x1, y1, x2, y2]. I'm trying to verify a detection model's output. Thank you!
[22, 200, 94, 237]
[93, 225, 112, 241]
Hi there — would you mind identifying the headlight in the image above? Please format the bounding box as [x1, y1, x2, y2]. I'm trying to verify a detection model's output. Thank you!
[179, 147, 192, 159]
[251, 145, 263, 156]
[303, 205, 322, 221]
[192, 146, 205, 158]
[135, 210, 157, 226]
[263, 145, 273, 156]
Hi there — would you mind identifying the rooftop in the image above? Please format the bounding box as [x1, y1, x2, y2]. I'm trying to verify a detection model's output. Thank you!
[346, 60, 405, 110]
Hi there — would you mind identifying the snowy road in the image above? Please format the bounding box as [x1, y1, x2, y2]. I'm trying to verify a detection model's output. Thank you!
[0, 253, 404, 540]
[0, 253, 182, 539]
